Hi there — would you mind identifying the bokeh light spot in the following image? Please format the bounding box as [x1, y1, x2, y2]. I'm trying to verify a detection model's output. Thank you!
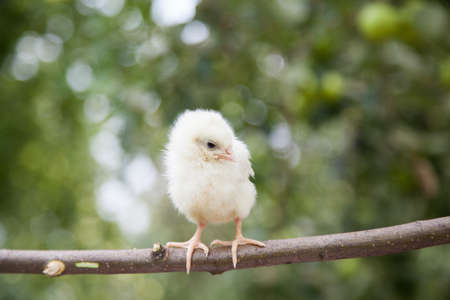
[90, 130, 123, 170]
[259, 53, 285, 77]
[84, 94, 111, 123]
[66, 60, 94, 92]
[124, 155, 158, 195]
[36, 34, 63, 63]
[121, 8, 143, 31]
[151, 0, 200, 27]
[181, 21, 210, 45]
[46, 14, 74, 41]
[96, 179, 150, 236]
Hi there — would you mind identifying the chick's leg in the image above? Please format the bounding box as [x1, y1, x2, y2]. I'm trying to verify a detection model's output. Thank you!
[210, 218, 265, 268]
[166, 223, 208, 274]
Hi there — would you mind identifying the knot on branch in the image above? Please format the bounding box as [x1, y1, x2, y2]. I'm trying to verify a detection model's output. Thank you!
[43, 260, 65, 277]
[151, 242, 166, 260]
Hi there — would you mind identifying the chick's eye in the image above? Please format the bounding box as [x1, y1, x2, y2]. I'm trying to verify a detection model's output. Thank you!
[207, 141, 216, 149]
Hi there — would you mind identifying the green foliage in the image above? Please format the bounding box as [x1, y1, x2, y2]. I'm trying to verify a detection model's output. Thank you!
[1, 0, 449, 299]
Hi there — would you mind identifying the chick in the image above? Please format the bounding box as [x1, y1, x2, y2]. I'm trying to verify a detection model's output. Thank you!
[164, 109, 264, 273]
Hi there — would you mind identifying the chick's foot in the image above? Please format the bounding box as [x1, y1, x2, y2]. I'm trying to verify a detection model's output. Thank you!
[210, 236, 264, 268]
[166, 224, 208, 274]
[210, 218, 265, 268]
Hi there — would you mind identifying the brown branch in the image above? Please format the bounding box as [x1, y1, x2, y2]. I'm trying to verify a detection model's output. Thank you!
[1, 217, 449, 276]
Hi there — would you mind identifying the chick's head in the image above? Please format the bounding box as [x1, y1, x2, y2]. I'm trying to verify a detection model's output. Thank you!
[168, 109, 235, 163]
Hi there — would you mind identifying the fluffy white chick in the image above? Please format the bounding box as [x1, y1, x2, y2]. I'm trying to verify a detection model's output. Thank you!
[164, 109, 264, 273]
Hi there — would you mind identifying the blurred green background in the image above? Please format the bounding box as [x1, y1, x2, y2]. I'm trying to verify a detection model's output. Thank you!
[1, 0, 450, 299]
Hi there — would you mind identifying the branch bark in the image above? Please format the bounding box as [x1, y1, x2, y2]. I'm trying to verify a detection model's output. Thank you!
[1, 217, 449, 276]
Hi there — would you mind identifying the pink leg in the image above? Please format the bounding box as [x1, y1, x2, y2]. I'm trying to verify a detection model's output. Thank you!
[166, 223, 208, 274]
[211, 218, 265, 268]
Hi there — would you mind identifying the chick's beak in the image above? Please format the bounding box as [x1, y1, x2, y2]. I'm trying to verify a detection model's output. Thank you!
[217, 148, 234, 161]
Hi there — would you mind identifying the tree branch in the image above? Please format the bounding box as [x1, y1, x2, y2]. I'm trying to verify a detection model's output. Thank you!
[1, 217, 449, 276]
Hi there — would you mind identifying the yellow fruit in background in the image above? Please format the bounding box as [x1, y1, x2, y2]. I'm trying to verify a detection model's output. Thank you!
[322, 71, 345, 101]
[358, 2, 399, 41]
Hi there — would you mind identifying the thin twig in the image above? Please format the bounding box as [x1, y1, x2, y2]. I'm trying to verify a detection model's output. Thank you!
[1, 217, 449, 276]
